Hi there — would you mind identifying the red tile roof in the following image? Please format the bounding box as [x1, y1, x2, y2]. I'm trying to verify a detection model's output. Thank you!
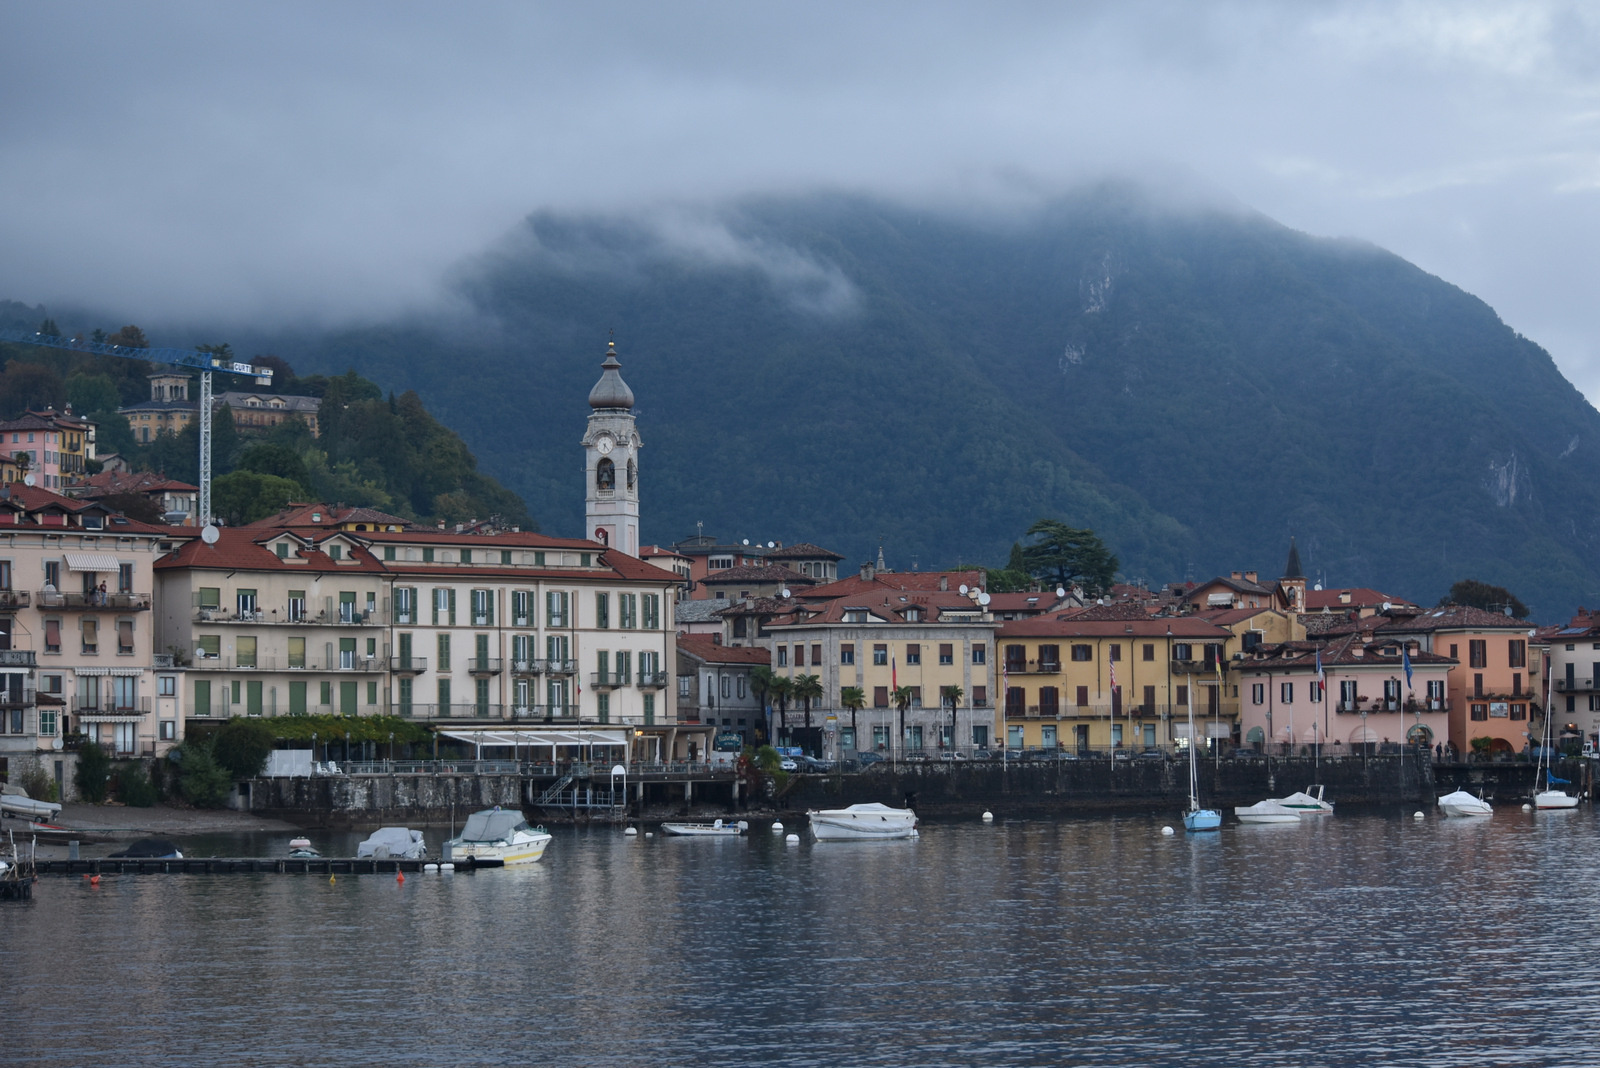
[677, 636, 772, 665]
[1303, 587, 1417, 612]
[997, 615, 1231, 639]
[763, 542, 844, 561]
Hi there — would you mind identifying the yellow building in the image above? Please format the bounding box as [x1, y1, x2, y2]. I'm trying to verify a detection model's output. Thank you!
[994, 606, 1238, 753]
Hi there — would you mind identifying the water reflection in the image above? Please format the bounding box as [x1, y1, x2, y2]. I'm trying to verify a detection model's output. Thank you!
[6, 810, 1600, 1066]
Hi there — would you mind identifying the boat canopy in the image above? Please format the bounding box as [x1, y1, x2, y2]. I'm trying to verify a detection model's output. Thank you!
[458, 809, 528, 843]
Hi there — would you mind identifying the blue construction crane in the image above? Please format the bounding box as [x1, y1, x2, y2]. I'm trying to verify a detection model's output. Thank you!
[0, 328, 273, 528]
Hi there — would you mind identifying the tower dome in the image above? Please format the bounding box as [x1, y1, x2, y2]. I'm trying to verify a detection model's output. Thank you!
[588, 341, 635, 410]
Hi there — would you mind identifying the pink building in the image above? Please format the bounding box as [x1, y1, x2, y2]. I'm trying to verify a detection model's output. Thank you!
[1235, 634, 1454, 753]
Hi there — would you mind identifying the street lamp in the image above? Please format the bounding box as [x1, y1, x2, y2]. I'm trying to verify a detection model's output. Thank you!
[311, 731, 317, 766]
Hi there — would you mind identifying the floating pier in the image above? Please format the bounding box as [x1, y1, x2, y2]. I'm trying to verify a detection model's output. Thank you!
[35, 857, 428, 876]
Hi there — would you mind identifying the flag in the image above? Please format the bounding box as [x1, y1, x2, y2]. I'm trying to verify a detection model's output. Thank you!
[1109, 651, 1119, 692]
[1315, 649, 1325, 682]
[1403, 646, 1414, 690]
[891, 653, 898, 692]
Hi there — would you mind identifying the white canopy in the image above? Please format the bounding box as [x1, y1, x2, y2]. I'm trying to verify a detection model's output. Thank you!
[440, 728, 628, 750]
[64, 552, 121, 572]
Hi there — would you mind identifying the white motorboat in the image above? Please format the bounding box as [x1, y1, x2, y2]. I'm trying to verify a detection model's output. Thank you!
[1535, 782, 1580, 810]
[357, 827, 428, 859]
[1234, 800, 1303, 824]
[807, 803, 919, 840]
[0, 790, 61, 821]
[444, 807, 552, 866]
[1437, 789, 1493, 818]
[1272, 786, 1334, 815]
[661, 819, 747, 836]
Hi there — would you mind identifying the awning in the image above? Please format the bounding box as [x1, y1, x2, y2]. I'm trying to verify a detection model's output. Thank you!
[77, 714, 142, 724]
[65, 553, 122, 572]
[440, 728, 629, 749]
[74, 668, 145, 677]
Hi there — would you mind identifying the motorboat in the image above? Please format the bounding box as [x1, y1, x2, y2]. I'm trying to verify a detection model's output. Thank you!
[0, 789, 61, 822]
[108, 838, 183, 859]
[1272, 786, 1334, 815]
[661, 819, 748, 836]
[444, 807, 552, 866]
[357, 827, 428, 859]
[1234, 800, 1303, 824]
[1437, 790, 1493, 818]
[287, 837, 321, 858]
[807, 803, 919, 840]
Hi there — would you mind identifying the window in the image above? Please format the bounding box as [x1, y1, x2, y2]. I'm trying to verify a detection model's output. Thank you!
[1280, 682, 1293, 704]
[339, 591, 358, 623]
[1252, 683, 1265, 705]
[1071, 644, 1093, 662]
[1143, 643, 1155, 661]
[437, 633, 451, 669]
[643, 693, 655, 725]
[1511, 703, 1527, 720]
[678, 676, 691, 697]
[546, 590, 568, 627]
[471, 589, 493, 626]
[118, 563, 133, 592]
[44, 561, 59, 589]
[1340, 680, 1358, 706]
[193, 680, 211, 716]
[460, 548, 472, 565]
[287, 589, 306, 622]
[1474, 673, 1484, 697]
[81, 617, 98, 654]
[1005, 645, 1026, 671]
[512, 590, 532, 626]
[434, 587, 456, 625]
[596, 692, 610, 722]
[812, 644, 822, 665]
[596, 592, 610, 629]
[1471, 703, 1488, 721]
[1508, 640, 1526, 668]
[158, 675, 176, 697]
[394, 587, 414, 624]
[236, 635, 257, 668]
[1038, 645, 1060, 670]
[873, 686, 889, 708]
[40, 709, 58, 737]
[1309, 681, 1323, 703]
[328, 545, 343, 561]
[616, 651, 631, 684]
[1175, 685, 1188, 706]
[502, 550, 513, 566]
[643, 593, 661, 629]
[236, 588, 257, 616]
[939, 643, 953, 665]
[1109, 645, 1122, 662]
[972, 644, 986, 665]
[620, 593, 637, 629]
[117, 619, 133, 654]
[1426, 680, 1444, 704]
[873, 644, 888, 666]
[438, 677, 451, 711]
[1449, 643, 1458, 661]
[1039, 687, 1059, 716]
[841, 643, 855, 665]
[776, 647, 787, 667]
[1172, 643, 1191, 661]
[906, 644, 921, 666]
[288, 636, 306, 669]
[1383, 679, 1400, 703]
[384, 546, 396, 561]
[793, 644, 805, 667]
[1075, 685, 1089, 707]
[198, 586, 220, 609]
[1006, 687, 1025, 715]
[1469, 640, 1486, 668]
[721, 676, 732, 699]
[196, 634, 220, 659]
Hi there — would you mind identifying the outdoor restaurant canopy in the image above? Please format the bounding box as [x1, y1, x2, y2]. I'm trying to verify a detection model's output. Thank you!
[439, 728, 629, 751]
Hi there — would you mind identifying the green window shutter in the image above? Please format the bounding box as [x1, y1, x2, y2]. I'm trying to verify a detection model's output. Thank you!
[198, 586, 220, 607]
[448, 588, 457, 624]
[289, 680, 306, 715]
[597, 593, 609, 629]
[367, 681, 377, 704]
[643, 693, 655, 726]
[423, 547, 434, 563]
[320, 681, 331, 704]
[193, 679, 211, 715]
[534, 551, 545, 566]
[461, 548, 471, 565]
[384, 546, 395, 561]
[432, 588, 441, 625]
[247, 681, 263, 716]
[438, 633, 451, 666]
[231, 680, 241, 704]
[502, 550, 512, 565]
[597, 650, 609, 682]
[438, 677, 451, 709]
[597, 692, 610, 723]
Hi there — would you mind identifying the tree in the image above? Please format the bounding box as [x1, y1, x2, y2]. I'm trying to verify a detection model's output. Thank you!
[0, 361, 66, 418]
[212, 470, 305, 525]
[100, 492, 164, 524]
[211, 718, 276, 779]
[1442, 580, 1529, 620]
[66, 372, 122, 415]
[37, 318, 60, 337]
[892, 685, 914, 756]
[769, 676, 792, 742]
[106, 325, 149, 348]
[793, 674, 823, 731]
[176, 743, 233, 808]
[1019, 518, 1119, 598]
[750, 666, 776, 744]
[236, 442, 312, 489]
[942, 684, 965, 751]
[840, 685, 865, 752]
[76, 741, 111, 802]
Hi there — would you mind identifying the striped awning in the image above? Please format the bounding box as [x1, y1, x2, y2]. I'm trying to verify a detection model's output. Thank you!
[440, 728, 628, 749]
[77, 714, 142, 724]
[74, 668, 145, 677]
[64, 553, 122, 572]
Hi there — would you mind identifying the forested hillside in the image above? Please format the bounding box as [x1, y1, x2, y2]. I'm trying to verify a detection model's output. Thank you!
[32, 185, 1600, 616]
[0, 302, 531, 529]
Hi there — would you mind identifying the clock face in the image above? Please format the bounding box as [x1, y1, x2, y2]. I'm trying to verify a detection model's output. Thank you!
[595, 435, 614, 455]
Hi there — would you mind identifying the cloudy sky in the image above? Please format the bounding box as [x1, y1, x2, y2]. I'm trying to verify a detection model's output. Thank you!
[4, 2, 1599, 398]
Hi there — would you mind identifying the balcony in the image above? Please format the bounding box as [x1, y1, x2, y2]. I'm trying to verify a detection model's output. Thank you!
[637, 671, 669, 689]
[1555, 678, 1593, 693]
[591, 671, 631, 689]
[545, 659, 577, 676]
[509, 658, 543, 676]
[1003, 659, 1062, 675]
[40, 591, 151, 612]
[188, 655, 386, 673]
[0, 687, 36, 709]
[0, 590, 30, 609]
[194, 607, 385, 626]
[397, 703, 504, 720]
[467, 658, 503, 676]
[0, 649, 36, 668]
[72, 696, 152, 716]
[389, 656, 428, 674]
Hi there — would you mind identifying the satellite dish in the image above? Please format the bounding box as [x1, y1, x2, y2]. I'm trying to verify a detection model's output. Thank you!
[1313, 583, 1324, 591]
[52, 735, 63, 751]
[742, 539, 749, 545]
[22, 474, 34, 487]
[959, 585, 968, 595]
[1056, 586, 1067, 599]
[767, 541, 775, 548]
[201, 524, 221, 545]
[978, 592, 991, 606]
[780, 588, 791, 598]
[1381, 602, 1391, 611]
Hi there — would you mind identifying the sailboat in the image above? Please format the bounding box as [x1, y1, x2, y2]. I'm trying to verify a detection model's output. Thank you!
[1182, 683, 1222, 832]
[1534, 664, 1579, 809]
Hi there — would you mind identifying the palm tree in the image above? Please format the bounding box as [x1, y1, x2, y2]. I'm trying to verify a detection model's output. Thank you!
[941, 684, 964, 753]
[769, 676, 792, 744]
[793, 674, 823, 731]
[840, 686, 865, 752]
[892, 685, 914, 758]
[750, 666, 776, 744]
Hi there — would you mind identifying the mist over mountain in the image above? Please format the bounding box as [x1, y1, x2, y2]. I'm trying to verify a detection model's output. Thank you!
[45, 185, 1600, 618]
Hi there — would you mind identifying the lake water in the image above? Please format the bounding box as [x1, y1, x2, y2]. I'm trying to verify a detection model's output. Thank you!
[4, 807, 1597, 1067]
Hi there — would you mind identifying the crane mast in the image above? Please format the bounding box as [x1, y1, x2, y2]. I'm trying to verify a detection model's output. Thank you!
[0, 329, 272, 527]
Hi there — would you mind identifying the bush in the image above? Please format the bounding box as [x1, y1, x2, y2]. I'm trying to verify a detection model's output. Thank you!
[211, 718, 275, 779]
[115, 761, 157, 807]
[76, 742, 111, 802]
[14, 759, 58, 802]
[176, 744, 233, 809]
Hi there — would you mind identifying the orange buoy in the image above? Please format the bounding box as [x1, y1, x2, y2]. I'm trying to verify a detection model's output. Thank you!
[396, 871, 405, 884]
[89, 874, 100, 886]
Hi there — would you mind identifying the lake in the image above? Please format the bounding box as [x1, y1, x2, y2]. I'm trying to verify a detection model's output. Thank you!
[4, 807, 1595, 1067]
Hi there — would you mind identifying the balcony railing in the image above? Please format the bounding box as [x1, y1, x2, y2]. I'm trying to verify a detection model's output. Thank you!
[1555, 678, 1593, 693]
[467, 658, 504, 676]
[188, 655, 386, 672]
[1003, 659, 1061, 675]
[0, 590, 30, 609]
[389, 656, 428, 674]
[0, 649, 36, 668]
[509, 658, 543, 675]
[39, 591, 151, 611]
[637, 671, 669, 688]
[0, 687, 35, 709]
[397, 703, 505, 719]
[545, 659, 576, 675]
[591, 671, 631, 689]
[194, 607, 385, 626]
[72, 696, 152, 715]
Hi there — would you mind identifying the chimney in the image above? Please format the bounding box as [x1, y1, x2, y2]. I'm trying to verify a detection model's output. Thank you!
[860, 561, 876, 582]
[1230, 571, 1242, 581]
[939, 576, 948, 592]
[1244, 571, 1258, 583]
[1339, 591, 1351, 605]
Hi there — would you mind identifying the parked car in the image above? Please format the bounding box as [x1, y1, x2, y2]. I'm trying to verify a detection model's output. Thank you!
[779, 757, 798, 772]
[794, 754, 832, 772]
[856, 751, 886, 767]
[938, 751, 968, 762]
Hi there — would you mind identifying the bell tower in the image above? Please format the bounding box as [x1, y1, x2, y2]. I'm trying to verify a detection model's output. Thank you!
[583, 340, 640, 557]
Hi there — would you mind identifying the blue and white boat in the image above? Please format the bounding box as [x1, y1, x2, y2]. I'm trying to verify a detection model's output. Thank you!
[1181, 686, 1221, 832]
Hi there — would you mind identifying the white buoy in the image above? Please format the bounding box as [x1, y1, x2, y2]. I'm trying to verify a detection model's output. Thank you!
[771, 821, 785, 834]
[737, 821, 749, 832]
[1413, 812, 1424, 820]
[785, 833, 799, 843]
[624, 826, 638, 836]
[645, 832, 654, 838]
[1161, 826, 1175, 836]
[440, 863, 455, 871]
[1522, 803, 1533, 812]
[982, 811, 994, 822]
[424, 863, 439, 872]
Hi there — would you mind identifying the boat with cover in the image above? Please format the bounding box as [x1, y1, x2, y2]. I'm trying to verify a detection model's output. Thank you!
[807, 803, 918, 840]
[1437, 789, 1493, 818]
[1272, 786, 1334, 814]
[444, 807, 552, 866]
[357, 827, 428, 858]
[1181, 684, 1221, 831]
[0, 787, 61, 822]
[1234, 800, 1303, 824]
[661, 819, 748, 836]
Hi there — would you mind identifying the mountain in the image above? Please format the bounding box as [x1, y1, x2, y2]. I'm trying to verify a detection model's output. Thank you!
[56, 186, 1600, 617]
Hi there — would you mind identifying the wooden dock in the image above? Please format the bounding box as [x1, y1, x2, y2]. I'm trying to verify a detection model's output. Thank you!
[35, 857, 429, 876]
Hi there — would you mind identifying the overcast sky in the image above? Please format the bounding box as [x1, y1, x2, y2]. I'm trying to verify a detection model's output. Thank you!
[3, 2, 1599, 400]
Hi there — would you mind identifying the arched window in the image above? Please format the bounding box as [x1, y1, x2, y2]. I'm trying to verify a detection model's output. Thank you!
[596, 457, 615, 490]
